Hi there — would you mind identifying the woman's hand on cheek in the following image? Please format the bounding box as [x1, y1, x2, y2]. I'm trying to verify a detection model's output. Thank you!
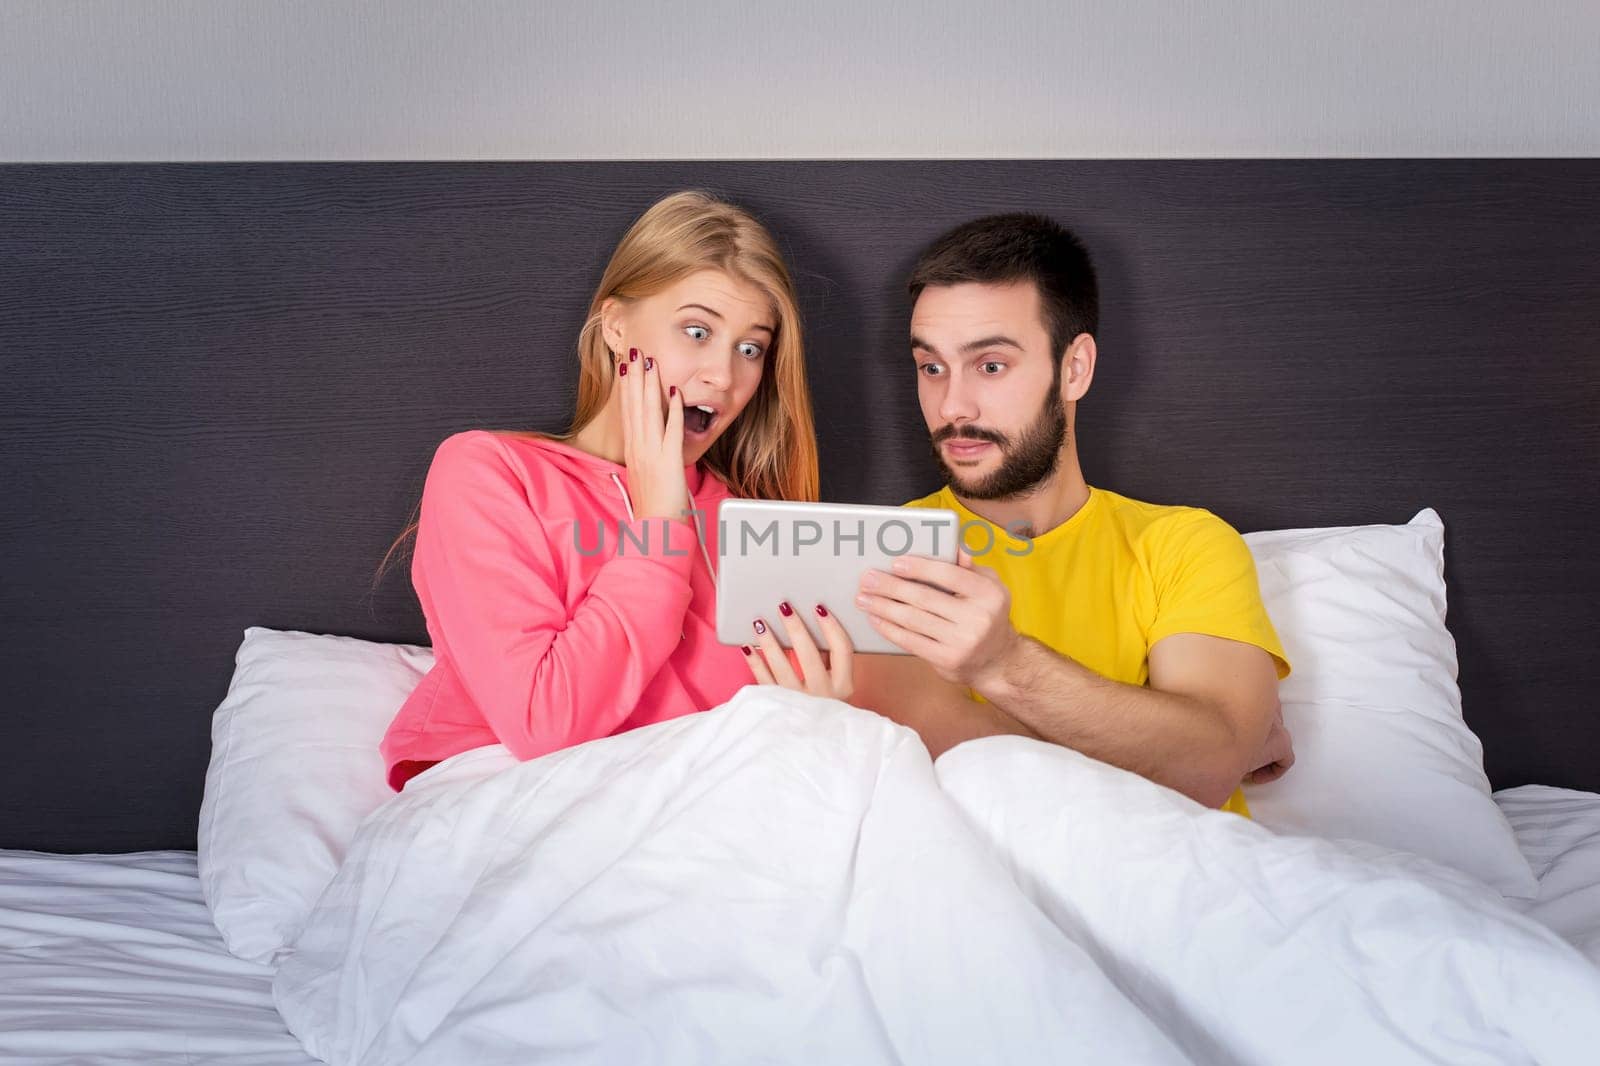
[741, 602, 854, 701]
[618, 348, 689, 522]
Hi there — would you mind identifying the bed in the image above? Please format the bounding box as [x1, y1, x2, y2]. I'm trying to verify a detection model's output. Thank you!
[0, 851, 313, 1066]
[3, 160, 1599, 1063]
[2, 787, 1598, 1064]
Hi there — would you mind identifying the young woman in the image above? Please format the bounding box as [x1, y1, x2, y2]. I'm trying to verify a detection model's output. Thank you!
[378, 190, 854, 791]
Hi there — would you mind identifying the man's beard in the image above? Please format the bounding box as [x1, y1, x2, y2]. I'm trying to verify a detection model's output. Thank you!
[930, 377, 1068, 502]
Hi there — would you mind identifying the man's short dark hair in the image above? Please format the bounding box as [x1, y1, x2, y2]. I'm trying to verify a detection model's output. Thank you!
[907, 213, 1099, 363]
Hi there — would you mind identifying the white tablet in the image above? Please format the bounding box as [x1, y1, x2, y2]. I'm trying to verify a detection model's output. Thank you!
[714, 499, 961, 655]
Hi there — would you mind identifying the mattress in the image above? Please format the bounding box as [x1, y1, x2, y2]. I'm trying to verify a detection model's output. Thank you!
[2, 787, 1598, 1065]
[0, 850, 313, 1066]
[1498, 784, 1600, 966]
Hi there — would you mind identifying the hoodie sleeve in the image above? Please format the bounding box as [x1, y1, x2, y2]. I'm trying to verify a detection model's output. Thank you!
[412, 431, 698, 760]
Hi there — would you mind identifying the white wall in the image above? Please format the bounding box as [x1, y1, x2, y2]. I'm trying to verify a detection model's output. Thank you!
[2, 0, 1596, 161]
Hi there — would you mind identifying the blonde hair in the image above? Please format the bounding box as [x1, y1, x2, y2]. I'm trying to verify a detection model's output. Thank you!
[377, 189, 819, 583]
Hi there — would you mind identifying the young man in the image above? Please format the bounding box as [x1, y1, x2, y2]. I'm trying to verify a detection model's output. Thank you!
[852, 214, 1294, 814]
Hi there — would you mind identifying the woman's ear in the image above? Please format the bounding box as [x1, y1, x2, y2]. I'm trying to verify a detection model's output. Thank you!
[599, 296, 626, 354]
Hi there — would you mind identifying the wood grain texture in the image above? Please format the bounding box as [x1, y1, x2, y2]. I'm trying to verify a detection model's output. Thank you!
[2, 161, 1596, 851]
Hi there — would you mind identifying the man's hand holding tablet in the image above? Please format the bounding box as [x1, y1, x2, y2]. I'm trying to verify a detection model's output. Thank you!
[854, 549, 1020, 690]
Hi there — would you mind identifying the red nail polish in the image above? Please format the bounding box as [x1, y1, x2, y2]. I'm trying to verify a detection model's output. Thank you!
[644, 357, 653, 372]
[629, 348, 638, 362]
[619, 363, 627, 376]
[741, 645, 752, 655]
[669, 385, 677, 397]
[814, 604, 829, 618]
[753, 619, 767, 635]
[778, 602, 794, 617]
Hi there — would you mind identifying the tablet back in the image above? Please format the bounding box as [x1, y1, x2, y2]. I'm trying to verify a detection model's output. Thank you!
[715, 499, 961, 655]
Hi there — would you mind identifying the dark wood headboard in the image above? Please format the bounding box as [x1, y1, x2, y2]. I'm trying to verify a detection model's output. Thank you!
[3, 161, 1597, 851]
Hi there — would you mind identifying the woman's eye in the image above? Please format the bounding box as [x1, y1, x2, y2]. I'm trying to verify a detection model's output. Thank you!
[738, 342, 764, 360]
[685, 325, 710, 341]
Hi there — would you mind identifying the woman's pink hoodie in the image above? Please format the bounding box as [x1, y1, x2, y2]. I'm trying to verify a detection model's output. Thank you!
[379, 429, 748, 790]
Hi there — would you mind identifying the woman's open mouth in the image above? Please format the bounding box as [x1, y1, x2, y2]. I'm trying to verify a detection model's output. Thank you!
[684, 403, 718, 436]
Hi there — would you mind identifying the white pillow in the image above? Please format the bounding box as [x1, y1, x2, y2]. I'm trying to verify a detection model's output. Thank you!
[198, 627, 432, 964]
[1242, 508, 1539, 898]
[198, 510, 1536, 964]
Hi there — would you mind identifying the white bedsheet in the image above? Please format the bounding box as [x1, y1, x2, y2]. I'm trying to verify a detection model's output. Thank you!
[1, 720, 1598, 1066]
[0, 850, 314, 1066]
[273, 688, 1600, 1066]
[1500, 784, 1600, 966]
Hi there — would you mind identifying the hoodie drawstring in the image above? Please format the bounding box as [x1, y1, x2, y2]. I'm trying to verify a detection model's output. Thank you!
[609, 472, 636, 523]
[609, 471, 719, 594]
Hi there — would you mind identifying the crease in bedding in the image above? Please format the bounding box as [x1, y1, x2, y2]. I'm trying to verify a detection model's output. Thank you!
[6, 703, 1600, 1065]
[271, 687, 1600, 1066]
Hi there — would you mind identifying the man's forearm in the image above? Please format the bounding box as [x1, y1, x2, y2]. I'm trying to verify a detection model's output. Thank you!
[973, 636, 1246, 807]
[920, 693, 1040, 761]
[864, 680, 1039, 761]
[849, 652, 1039, 762]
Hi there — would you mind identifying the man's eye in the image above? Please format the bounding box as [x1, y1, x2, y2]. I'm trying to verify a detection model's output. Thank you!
[685, 325, 710, 341]
[981, 361, 1004, 375]
[919, 364, 945, 377]
[738, 342, 764, 360]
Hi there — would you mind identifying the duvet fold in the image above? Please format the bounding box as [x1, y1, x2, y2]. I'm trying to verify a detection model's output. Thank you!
[273, 687, 1600, 1065]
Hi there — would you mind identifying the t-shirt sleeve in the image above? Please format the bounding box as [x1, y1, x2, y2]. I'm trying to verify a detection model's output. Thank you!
[1144, 510, 1291, 679]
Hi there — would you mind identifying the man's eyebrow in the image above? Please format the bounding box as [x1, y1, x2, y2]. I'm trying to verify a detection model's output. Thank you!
[910, 333, 1024, 356]
[678, 303, 775, 335]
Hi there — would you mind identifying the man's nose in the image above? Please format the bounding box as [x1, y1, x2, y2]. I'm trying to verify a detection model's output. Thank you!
[938, 376, 978, 424]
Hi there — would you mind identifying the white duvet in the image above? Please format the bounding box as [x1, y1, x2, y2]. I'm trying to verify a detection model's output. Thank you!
[273, 688, 1600, 1065]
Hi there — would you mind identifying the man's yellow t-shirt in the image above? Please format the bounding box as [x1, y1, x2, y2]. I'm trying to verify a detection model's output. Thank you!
[904, 485, 1292, 817]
